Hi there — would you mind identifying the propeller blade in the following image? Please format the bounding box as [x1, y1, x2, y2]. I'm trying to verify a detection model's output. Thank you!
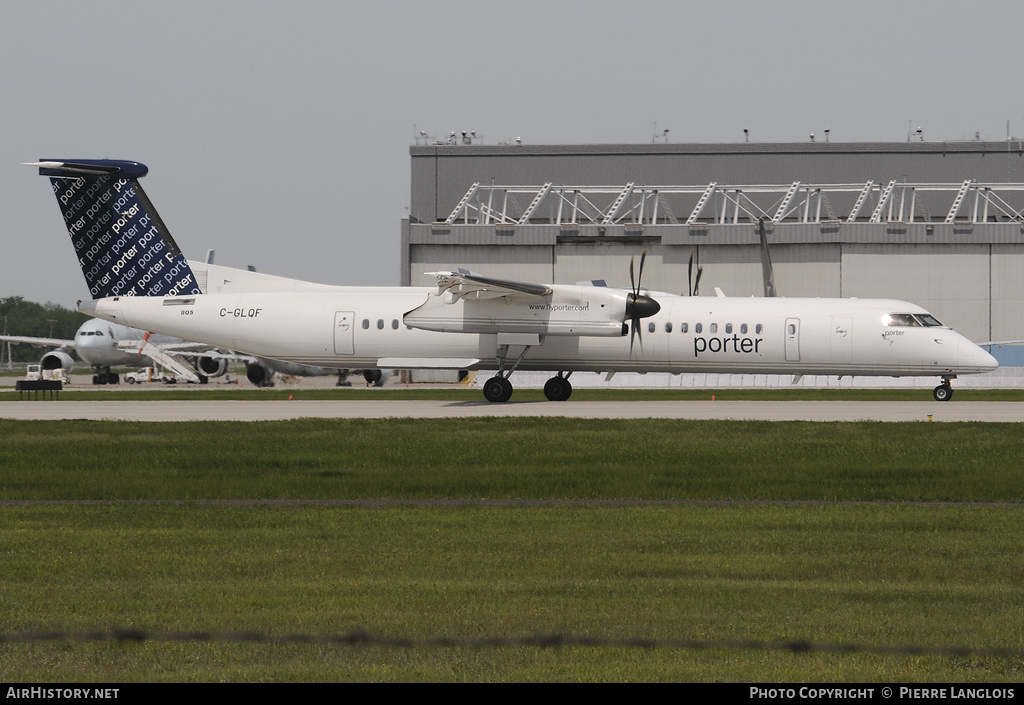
[625, 249, 658, 357]
[687, 252, 694, 296]
[758, 217, 776, 297]
[693, 267, 703, 297]
[629, 315, 646, 357]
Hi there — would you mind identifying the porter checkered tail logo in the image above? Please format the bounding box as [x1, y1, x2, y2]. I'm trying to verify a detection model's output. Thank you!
[38, 159, 202, 300]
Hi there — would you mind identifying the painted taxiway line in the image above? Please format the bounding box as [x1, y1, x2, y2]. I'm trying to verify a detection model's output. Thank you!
[1, 400, 1022, 422]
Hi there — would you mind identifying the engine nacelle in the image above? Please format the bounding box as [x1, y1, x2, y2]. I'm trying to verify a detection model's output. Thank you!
[40, 350, 75, 377]
[197, 356, 229, 377]
[246, 362, 274, 387]
[404, 285, 629, 337]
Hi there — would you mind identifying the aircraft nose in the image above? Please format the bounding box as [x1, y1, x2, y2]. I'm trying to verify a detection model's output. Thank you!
[75, 332, 101, 363]
[957, 336, 998, 373]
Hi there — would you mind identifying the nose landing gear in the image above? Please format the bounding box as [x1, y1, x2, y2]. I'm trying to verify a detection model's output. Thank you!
[933, 377, 955, 402]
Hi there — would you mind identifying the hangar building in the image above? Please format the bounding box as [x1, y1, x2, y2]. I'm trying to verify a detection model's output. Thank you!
[404, 140, 1024, 357]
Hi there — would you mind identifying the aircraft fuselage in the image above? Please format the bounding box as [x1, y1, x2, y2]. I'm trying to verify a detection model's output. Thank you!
[81, 288, 996, 379]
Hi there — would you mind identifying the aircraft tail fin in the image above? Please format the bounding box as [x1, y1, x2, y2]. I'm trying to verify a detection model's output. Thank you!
[32, 159, 201, 299]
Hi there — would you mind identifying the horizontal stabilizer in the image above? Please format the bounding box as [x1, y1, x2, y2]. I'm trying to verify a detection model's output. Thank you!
[29, 159, 149, 179]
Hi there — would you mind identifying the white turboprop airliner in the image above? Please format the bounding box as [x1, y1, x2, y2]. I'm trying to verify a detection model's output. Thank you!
[31, 159, 997, 402]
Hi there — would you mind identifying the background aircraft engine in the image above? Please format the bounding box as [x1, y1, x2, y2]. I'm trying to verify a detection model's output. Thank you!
[197, 356, 229, 377]
[245, 362, 274, 387]
[40, 350, 75, 377]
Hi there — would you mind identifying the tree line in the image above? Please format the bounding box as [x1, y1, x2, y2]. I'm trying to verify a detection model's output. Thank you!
[1, 297, 90, 363]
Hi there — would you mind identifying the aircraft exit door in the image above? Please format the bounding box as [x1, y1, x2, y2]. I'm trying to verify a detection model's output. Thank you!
[785, 317, 800, 362]
[830, 317, 853, 362]
[334, 311, 355, 355]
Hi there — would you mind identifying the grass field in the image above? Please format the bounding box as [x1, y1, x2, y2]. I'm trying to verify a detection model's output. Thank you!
[1, 418, 1023, 681]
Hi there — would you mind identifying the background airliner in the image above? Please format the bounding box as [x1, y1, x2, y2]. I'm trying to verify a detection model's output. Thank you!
[1, 318, 188, 384]
[0, 317, 350, 386]
[32, 159, 998, 402]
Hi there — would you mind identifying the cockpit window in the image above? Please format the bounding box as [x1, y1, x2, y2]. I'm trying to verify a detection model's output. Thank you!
[882, 313, 921, 327]
[916, 314, 944, 327]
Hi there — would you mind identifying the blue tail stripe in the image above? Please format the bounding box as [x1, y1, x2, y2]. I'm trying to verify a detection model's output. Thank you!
[42, 159, 201, 299]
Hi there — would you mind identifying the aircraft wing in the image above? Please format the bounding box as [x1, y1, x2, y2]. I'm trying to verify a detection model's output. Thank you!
[410, 268, 631, 338]
[977, 339, 1024, 346]
[170, 349, 258, 364]
[427, 269, 553, 297]
[0, 335, 75, 349]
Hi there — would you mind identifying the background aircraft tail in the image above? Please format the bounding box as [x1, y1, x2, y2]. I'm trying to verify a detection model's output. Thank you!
[34, 159, 201, 299]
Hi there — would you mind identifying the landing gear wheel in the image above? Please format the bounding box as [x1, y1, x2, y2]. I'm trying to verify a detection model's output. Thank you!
[483, 376, 513, 403]
[933, 384, 953, 402]
[543, 376, 573, 402]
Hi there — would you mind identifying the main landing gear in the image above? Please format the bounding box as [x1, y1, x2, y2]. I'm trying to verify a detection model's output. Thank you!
[92, 368, 119, 385]
[482, 342, 531, 403]
[482, 375, 514, 403]
[933, 377, 955, 402]
[543, 372, 573, 402]
[482, 372, 574, 403]
[480, 343, 574, 403]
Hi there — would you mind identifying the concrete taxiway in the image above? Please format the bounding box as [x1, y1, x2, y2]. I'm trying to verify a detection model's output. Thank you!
[1, 400, 1023, 422]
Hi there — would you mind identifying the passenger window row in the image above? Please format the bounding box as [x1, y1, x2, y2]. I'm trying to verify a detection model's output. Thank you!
[647, 321, 765, 334]
[361, 318, 401, 330]
[358, 317, 769, 336]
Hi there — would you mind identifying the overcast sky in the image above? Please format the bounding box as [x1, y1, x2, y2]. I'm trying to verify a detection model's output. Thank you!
[3, 0, 1024, 307]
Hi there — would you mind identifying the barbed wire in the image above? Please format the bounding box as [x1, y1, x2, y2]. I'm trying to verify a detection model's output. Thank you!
[2, 629, 1022, 658]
